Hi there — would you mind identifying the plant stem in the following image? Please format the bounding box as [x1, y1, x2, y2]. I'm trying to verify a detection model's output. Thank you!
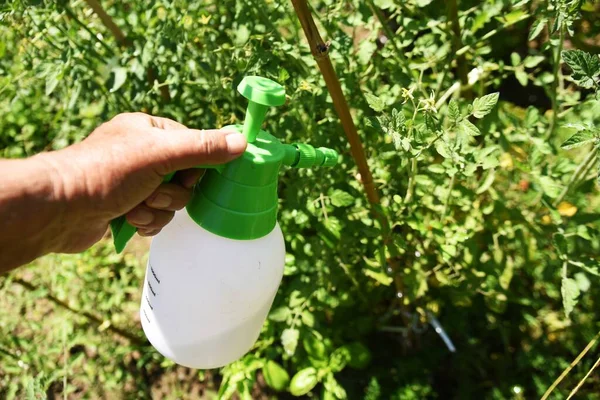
[553, 148, 598, 207]
[547, 23, 565, 139]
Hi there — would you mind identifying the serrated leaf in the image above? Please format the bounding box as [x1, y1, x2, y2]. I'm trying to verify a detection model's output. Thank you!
[448, 99, 460, 124]
[435, 139, 452, 158]
[365, 93, 385, 112]
[391, 108, 406, 131]
[562, 50, 600, 89]
[472, 93, 499, 118]
[561, 131, 596, 149]
[561, 277, 580, 318]
[459, 119, 481, 136]
[330, 190, 354, 207]
[424, 112, 439, 132]
[529, 18, 547, 41]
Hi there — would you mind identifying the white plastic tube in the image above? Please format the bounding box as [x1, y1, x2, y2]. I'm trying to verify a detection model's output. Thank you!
[140, 209, 285, 369]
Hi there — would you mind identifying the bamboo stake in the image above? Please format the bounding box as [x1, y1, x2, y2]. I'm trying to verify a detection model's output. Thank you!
[290, 0, 410, 309]
[290, 0, 379, 206]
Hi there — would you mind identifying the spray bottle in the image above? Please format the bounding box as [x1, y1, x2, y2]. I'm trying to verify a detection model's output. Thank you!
[109, 76, 338, 369]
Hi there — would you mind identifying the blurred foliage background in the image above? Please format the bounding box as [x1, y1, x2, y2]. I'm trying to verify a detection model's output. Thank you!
[2, 0, 600, 398]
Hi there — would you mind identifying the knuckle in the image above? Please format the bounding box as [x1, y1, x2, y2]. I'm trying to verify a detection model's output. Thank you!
[197, 132, 226, 157]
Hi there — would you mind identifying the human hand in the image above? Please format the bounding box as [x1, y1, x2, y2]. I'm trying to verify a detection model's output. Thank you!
[37, 112, 246, 254]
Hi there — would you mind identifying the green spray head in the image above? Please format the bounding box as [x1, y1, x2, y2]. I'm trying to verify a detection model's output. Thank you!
[110, 76, 338, 252]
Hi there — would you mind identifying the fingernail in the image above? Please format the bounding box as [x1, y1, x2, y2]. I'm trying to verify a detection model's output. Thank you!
[148, 193, 172, 208]
[225, 133, 247, 155]
[128, 209, 154, 226]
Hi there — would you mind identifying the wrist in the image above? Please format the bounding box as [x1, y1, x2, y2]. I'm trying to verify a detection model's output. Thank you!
[0, 154, 69, 270]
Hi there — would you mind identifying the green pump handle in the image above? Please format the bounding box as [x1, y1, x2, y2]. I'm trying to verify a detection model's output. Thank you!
[110, 76, 338, 253]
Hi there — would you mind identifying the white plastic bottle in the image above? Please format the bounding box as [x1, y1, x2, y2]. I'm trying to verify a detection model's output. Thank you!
[110, 76, 338, 369]
[140, 209, 285, 368]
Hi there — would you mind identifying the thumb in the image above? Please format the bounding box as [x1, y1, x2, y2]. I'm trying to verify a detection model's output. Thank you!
[150, 127, 247, 172]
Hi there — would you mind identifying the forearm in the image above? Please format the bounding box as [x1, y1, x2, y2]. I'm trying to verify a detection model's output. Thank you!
[0, 155, 65, 274]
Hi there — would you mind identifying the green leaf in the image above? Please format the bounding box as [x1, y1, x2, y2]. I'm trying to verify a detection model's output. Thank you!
[110, 67, 127, 92]
[529, 18, 547, 41]
[365, 93, 385, 112]
[524, 55, 545, 68]
[561, 131, 596, 150]
[268, 306, 291, 322]
[448, 99, 460, 124]
[515, 68, 528, 87]
[538, 176, 562, 198]
[363, 269, 393, 286]
[234, 25, 250, 45]
[476, 169, 496, 194]
[281, 328, 299, 356]
[289, 368, 318, 396]
[343, 342, 372, 369]
[303, 332, 327, 360]
[45, 65, 62, 96]
[510, 52, 521, 66]
[562, 50, 600, 89]
[471, 93, 499, 118]
[263, 360, 290, 391]
[329, 347, 350, 372]
[561, 277, 580, 318]
[435, 139, 452, 158]
[424, 112, 439, 132]
[459, 119, 481, 136]
[569, 260, 600, 276]
[330, 189, 354, 207]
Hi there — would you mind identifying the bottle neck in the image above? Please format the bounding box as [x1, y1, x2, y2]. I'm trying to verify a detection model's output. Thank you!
[186, 128, 285, 240]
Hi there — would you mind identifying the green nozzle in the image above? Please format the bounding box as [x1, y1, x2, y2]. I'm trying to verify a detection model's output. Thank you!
[237, 76, 285, 143]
